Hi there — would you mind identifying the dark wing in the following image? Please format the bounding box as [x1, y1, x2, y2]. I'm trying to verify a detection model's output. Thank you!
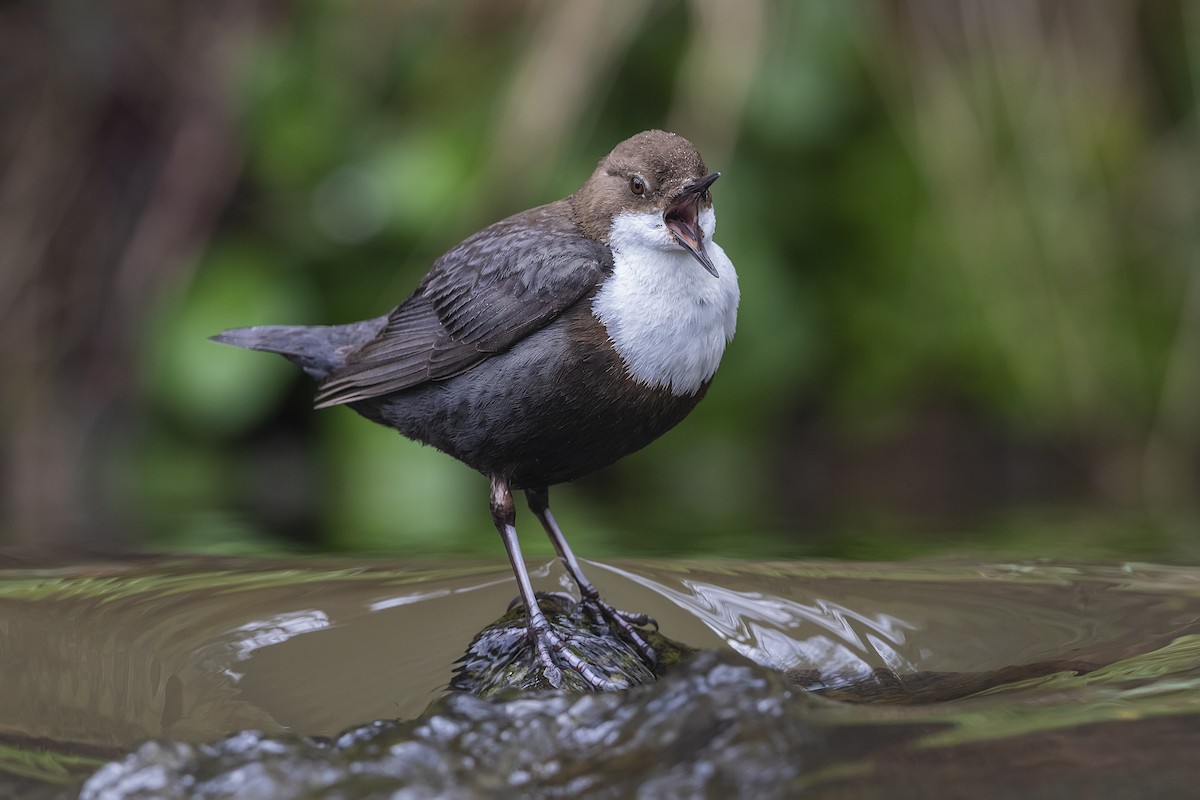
[313, 203, 609, 408]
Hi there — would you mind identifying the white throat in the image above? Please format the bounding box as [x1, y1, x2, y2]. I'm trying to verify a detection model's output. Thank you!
[591, 207, 739, 396]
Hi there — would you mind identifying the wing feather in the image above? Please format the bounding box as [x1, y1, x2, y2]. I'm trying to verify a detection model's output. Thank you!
[313, 203, 608, 408]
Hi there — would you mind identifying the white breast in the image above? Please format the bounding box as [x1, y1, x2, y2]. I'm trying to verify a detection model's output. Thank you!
[591, 208, 739, 396]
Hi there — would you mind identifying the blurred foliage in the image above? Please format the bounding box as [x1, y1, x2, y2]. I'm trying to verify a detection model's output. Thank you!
[1, 1, 1197, 562]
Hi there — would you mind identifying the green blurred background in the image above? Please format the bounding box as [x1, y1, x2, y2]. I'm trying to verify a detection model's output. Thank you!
[0, 1, 1197, 563]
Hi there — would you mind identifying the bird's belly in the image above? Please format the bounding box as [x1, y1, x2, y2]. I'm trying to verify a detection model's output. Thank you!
[591, 234, 738, 396]
[352, 312, 707, 488]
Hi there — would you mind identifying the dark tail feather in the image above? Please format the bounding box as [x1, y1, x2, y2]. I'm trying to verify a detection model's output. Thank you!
[210, 316, 388, 382]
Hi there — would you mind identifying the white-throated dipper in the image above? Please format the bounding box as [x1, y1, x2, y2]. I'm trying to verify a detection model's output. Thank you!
[213, 130, 739, 690]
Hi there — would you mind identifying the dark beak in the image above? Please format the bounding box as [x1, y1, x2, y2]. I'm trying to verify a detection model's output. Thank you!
[664, 171, 721, 277]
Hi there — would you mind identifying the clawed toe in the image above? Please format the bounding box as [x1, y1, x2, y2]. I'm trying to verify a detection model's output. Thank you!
[528, 619, 627, 691]
[606, 605, 657, 631]
[581, 596, 659, 667]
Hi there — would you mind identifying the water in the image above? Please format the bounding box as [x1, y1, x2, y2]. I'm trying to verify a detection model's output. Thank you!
[2, 556, 1200, 797]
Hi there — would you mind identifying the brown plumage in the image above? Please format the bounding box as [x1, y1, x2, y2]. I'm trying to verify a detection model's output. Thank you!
[212, 130, 736, 690]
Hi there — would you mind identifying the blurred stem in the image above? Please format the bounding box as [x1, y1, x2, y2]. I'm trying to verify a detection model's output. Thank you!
[486, 0, 648, 188]
[1142, 256, 1200, 510]
[0, 3, 255, 547]
[668, 0, 767, 164]
[1142, 2, 1200, 511]
[865, 2, 1170, 503]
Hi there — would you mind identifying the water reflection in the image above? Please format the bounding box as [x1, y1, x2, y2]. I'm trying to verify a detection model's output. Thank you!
[5, 556, 1200, 797]
[603, 564, 919, 678]
[366, 570, 515, 612]
[220, 610, 332, 681]
[590, 559, 1200, 691]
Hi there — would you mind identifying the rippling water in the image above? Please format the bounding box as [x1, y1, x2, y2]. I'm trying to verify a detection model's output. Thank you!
[3, 556, 1200, 797]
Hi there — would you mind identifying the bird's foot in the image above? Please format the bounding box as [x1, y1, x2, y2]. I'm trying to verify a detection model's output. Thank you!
[580, 594, 660, 669]
[527, 616, 628, 692]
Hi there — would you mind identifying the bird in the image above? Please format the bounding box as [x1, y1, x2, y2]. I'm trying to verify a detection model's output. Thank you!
[212, 130, 739, 690]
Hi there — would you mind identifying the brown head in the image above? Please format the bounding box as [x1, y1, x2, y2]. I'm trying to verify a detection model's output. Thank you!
[570, 130, 721, 276]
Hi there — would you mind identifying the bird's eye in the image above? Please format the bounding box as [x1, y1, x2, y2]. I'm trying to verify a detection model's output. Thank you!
[629, 176, 647, 197]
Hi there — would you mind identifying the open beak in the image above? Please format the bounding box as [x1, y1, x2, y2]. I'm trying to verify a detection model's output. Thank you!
[664, 171, 721, 277]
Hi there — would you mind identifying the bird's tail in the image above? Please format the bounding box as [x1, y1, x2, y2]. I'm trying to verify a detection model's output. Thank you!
[210, 317, 388, 382]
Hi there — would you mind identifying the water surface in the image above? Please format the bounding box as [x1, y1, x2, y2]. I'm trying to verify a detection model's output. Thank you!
[2, 556, 1199, 797]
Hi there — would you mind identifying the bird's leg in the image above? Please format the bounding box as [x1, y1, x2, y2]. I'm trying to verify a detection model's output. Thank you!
[490, 476, 620, 691]
[525, 486, 658, 667]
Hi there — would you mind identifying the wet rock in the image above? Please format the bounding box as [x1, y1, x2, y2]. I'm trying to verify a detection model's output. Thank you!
[80, 596, 822, 799]
[450, 592, 694, 695]
[75, 590, 1200, 800]
[81, 649, 826, 800]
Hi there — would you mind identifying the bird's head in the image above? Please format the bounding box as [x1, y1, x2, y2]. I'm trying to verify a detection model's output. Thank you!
[572, 130, 722, 277]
